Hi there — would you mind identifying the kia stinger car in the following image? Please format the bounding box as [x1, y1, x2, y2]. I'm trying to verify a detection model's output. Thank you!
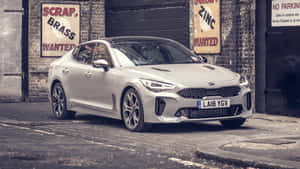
[48, 36, 252, 131]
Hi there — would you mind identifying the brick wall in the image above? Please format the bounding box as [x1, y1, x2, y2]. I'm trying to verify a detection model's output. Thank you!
[27, 0, 256, 102]
[190, 0, 256, 107]
[28, 0, 105, 101]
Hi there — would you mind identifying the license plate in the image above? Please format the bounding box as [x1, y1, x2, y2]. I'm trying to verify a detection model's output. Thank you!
[197, 99, 230, 109]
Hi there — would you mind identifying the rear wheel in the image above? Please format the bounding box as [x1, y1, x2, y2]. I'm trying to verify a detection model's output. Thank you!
[220, 118, 246, 129]
[121, 88, 150, 132]
[51, 83, 75, 120]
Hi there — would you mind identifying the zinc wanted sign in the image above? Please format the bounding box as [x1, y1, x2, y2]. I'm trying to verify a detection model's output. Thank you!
[41, 3, 80, 57]
[193, 0, 220, 54]
[272, 0, 300, 27]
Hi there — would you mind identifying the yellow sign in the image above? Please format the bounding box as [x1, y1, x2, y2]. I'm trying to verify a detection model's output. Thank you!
[193, 0, 220, 54]
[41, 3, 80, 57]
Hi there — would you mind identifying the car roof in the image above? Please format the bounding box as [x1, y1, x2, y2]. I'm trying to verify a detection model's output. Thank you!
[77, 36, 176, 47]
[105, 36, 173, 44]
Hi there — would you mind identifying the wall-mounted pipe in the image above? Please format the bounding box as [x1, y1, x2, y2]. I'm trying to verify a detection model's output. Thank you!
[88, 0, 93, 41]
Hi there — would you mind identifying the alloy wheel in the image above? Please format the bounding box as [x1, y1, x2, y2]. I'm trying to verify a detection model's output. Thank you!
[121, 87, 151, 132]
[123, 91, 141, 130]
[51, 83, 66, 119]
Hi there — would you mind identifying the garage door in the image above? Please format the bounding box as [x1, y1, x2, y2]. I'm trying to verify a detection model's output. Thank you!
[106, 0, 190, 47]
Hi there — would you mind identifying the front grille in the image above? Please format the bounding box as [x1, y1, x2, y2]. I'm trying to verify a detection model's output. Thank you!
[177, 105, 243, 119]
[178, 86, 241, 99]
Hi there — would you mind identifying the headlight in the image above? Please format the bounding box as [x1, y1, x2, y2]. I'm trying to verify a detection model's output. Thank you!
[140, 79, 176, 92]
[240, 76, 249, 88]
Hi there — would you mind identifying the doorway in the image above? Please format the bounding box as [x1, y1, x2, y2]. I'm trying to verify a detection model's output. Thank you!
[0, 0, 25, 101]
[266, 30, 300, 115]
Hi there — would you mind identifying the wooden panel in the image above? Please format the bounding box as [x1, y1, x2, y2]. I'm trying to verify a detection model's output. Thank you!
[106, 0, 189, 47]
[107, 0, 186, 10]
[108, 7, 185, 20]
[0, 0, 23, 100]
[108, 29, 188, 45]
[107, 11, 186, 31]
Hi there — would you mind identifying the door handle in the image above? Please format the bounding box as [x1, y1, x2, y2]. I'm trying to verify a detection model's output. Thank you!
[62, 68, 70, 74]
[85, 72, 92, 78]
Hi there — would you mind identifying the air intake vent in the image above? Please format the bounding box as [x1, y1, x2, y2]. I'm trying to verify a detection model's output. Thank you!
[246, 92, 252, 110]
[177, 105, 243, 119]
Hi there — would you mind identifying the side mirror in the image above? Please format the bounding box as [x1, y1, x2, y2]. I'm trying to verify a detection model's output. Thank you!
[202, 56, 208, 63]
[92, 59, 109, 71]
[192, 50, 207, 63]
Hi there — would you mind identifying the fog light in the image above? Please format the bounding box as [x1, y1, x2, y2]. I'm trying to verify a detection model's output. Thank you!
[175, 109, 190, 117]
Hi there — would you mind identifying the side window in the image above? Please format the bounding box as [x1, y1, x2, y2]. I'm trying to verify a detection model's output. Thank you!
[93, 43, 113, 67]
[72, 47, 80, 57]
[74, 43, 95, 64]
[72, 47, 81, 61]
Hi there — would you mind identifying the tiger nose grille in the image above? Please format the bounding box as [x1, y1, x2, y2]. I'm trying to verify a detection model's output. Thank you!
[177, 86, 241, 99]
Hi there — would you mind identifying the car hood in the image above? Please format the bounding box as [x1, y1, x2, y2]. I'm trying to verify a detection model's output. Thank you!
[126, 64, 240, 87]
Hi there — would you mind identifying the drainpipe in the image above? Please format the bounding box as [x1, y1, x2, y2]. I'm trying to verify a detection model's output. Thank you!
[88, 0, 93, 41]
[233, 0, 241, 74]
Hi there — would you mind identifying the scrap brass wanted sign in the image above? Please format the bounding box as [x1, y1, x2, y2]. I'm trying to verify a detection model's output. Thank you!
[41, 3, 80, 57]
[193, 0, 220, 54]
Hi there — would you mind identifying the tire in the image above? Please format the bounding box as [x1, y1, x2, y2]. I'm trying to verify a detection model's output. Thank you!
[220, 118, 246, 129]
[51, 83, 75, 120]
[121, 88, 151, 132]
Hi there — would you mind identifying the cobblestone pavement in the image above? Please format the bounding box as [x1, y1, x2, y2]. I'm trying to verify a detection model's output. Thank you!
[0, 102, 300, 169]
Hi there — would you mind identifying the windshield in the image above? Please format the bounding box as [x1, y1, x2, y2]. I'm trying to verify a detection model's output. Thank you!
[112, 40, 201, 66]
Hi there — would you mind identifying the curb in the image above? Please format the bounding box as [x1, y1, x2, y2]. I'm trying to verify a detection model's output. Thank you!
[195, 150, 297, 169]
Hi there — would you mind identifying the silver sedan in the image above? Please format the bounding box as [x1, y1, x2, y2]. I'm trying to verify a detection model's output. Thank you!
[48, 36, 252, 131]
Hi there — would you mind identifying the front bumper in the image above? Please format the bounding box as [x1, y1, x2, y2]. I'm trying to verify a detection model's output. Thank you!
[139, 86, 253, 123]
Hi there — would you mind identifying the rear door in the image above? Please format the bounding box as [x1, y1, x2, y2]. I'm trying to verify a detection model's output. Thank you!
[65, 43, 95, 105]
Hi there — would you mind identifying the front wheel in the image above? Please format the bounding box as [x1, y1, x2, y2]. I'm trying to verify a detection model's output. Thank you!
[220, 118, 246, 129]
[121, 88, 150, 132]
[51, 83, 75, 120]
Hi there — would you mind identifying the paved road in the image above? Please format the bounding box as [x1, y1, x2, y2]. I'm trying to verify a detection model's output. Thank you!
[1, 121, 221, 169]
[0, 102, 300, 169]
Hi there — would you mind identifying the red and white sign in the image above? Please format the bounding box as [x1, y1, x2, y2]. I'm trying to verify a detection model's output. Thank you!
[41, 3, 80, 57]
[272, 0, 300, 27]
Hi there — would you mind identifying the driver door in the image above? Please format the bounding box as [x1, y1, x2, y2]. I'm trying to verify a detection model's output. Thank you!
[85, 43, 115, 112]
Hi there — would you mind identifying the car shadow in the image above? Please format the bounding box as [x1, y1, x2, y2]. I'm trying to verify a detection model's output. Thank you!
[74, 114, 124, 126]
[149, 123, 254, 133]
[72, 114, 255, 134]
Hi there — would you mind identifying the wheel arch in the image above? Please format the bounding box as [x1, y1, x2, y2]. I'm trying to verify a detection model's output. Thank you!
[50, 79, 62, 94]
[49, 79, 75, 119]
[119, 84, 145, 116]
[119, 84, 151, 132]
[50, 79, 72, 111]
[120, 85, 135, 119]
